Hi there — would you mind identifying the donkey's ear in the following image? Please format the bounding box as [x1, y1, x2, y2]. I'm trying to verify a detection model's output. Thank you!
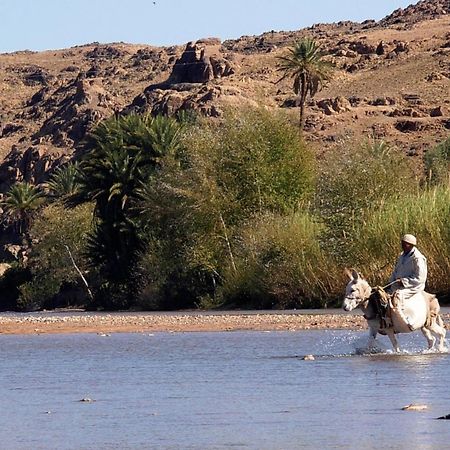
[351, 269, 360, 280]
[344, 268, 353, 280]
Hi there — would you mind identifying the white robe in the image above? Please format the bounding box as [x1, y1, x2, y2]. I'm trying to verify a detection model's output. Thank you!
[389, 247, 427, 300]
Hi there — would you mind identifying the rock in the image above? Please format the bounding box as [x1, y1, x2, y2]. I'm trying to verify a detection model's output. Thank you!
[348, 41, 376, 55]
[403, 94, 423, 105]
[79, 398, 95, 403]
[1, 123, 24, 137]
[389, 108, 421, 117]
[195, 37, 222, 46]
[395, 120, 424, 133]
[376, 41, 386, 55]
[369, 97, 396, 106]
[147, 41, 235, 88]
[394, 41, 409, 53]
[402, 404, 428, 411]
[437, 414, 450, 420]
[425, 72, 445, 82]
[333, 96, 352, 113]
[4, 244, 22, 259]
[429, 106, 445, 117]
[85, 45, 125, 60]
[317, 97, 351, 115]
[0, 263, 11, 277]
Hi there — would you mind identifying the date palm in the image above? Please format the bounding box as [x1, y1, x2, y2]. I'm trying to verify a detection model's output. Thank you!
[277, 38, 333, 131]
[46, 162, 80, 199]
[2, 182, 44, 234]
[75, 113, 183, 283]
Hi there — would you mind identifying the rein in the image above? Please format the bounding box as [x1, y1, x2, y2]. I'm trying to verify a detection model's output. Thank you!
[381, 280, 398, 290]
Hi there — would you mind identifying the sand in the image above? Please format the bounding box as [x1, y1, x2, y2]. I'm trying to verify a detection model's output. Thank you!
[0, 311, 448, 334]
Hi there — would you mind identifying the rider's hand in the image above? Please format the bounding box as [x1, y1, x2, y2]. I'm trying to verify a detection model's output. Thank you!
[396, 278, 404, 287]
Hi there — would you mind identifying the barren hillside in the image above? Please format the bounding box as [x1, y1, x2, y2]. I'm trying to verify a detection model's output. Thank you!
[0, 0, 448, 191]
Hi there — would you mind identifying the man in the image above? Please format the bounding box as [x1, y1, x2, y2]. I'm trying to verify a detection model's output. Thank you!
[388, 234, 427, 300]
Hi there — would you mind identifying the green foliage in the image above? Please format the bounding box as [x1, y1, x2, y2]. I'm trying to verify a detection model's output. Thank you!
[22, 202, 94, 309]
[277, 37, 333, 129]
[75, 114, 184, 288]
[136, 108, 316, 307]
[2, 182, 45, 234]
[316, 140, 418, 262]
[424, 137, 450, 185]
[219, 212, 341, 309]
[46, 162, 80, 199]
[350, 184, 450, 294]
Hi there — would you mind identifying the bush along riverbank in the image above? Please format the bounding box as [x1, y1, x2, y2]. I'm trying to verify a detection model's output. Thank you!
[0, 109, 449, 312]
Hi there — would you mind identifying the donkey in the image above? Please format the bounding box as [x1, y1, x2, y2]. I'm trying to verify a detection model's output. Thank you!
[342, 269, 446, 352]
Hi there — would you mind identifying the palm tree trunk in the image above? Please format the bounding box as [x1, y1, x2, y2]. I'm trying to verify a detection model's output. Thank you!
[299, 100, 306, 132]
[299, 75, 308, 132]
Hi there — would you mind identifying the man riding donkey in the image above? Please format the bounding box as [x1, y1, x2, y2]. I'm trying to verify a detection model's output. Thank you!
[383, 234, 438, 330]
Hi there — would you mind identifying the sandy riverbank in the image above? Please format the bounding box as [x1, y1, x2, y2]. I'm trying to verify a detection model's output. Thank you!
[0, 311, 449, 334]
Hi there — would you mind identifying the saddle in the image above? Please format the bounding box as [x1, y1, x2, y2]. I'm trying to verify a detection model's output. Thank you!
[367, 287, 437, 331]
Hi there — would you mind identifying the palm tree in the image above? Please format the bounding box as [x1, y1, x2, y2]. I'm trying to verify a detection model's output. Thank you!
[277, 38, 333, 131]
[74, 113, 183, 283]
[2, 182, 45, 235]
[46, 162, 80, 199]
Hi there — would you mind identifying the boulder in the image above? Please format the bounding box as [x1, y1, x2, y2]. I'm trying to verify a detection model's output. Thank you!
[348, 41, 377, 55]
[429, 106, 446, 117]
[317, 97, 351, 115]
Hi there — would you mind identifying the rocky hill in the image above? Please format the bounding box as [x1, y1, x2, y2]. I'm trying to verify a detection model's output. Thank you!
[0, 0, 448, 191]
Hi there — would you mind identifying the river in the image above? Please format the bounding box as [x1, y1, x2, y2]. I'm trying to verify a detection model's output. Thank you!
[1, 330, 449, 449]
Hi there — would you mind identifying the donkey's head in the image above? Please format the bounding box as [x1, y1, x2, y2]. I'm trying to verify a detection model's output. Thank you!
[342, 269, 372, 311]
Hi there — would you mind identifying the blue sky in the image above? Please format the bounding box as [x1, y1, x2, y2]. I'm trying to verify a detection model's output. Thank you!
[0, 0, 416, 53]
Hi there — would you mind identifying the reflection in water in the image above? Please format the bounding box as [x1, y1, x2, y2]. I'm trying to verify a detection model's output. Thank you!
[0, 330, 449, 450]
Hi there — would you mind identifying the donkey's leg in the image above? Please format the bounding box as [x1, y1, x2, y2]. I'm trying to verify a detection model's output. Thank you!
[368, 326, 378, 348]
[429, 316, 447, 352]
[421, 327, 436, 350]
[386, 329, 400, 352]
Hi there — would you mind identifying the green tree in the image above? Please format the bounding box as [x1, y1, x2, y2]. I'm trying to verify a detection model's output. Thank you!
[19, 202, 94, 310]
[2, 182, 45, 235]
[136, 108, 316, 308]
[277, 37, 333, 131]
[45, 163, 80, 199]
[74, 113, 183, 305]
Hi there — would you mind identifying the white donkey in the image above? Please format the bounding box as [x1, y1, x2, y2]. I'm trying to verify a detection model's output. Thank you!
[342, 269, 446, 352]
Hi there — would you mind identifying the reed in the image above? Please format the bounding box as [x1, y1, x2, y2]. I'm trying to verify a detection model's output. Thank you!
[350, 184, 450, 293]
[220, 212, 342, 308]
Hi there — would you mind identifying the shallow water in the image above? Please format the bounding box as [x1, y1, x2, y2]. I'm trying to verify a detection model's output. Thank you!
[0, 331, 449, 450]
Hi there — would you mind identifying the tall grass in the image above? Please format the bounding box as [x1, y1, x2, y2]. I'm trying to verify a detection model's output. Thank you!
[350, 184, 450, 293]
[220, 212, 342, 308]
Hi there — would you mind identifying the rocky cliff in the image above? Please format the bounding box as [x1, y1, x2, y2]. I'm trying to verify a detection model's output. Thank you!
[0, 0, 448, 190]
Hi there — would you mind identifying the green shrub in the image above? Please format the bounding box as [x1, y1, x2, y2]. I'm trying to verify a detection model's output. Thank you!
[219, 212, 342, 309]
[136, 107, 316, 308]
[23, 202, 94, 309]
